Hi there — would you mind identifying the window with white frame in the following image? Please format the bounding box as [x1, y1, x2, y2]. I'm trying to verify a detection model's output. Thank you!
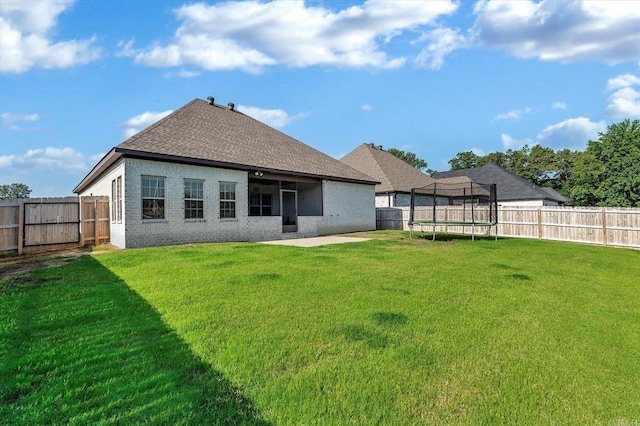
[111, 176, 123, 222]
[142, 176, 165, 219]
[184, 179, 204, 219]
[219, 182, 236, 218]
[111, 179, 117, 223]
[116, 175, 122, 222]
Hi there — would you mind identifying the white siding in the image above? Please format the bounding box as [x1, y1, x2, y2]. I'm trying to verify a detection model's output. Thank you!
[499, 199, 560, 207]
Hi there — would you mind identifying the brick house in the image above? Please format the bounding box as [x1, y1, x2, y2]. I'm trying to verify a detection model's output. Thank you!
[74, 97, 377, 248]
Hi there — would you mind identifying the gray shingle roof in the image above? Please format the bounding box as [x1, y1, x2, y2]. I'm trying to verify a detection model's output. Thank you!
[433, 163, 568, 203]
[75, 98, 377, 193]
[340, 143, 435, 193]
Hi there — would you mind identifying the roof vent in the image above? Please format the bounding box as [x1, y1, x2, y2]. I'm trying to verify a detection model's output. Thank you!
[207, 96, 214, 105]
[227, 102, 235, 111]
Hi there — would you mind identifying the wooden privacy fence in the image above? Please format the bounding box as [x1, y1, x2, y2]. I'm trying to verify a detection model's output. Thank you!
[377, 206, 640, 249]
[0, 196, 109, 255]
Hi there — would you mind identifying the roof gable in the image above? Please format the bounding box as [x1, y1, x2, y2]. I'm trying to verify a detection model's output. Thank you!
[433, 163, 568, 203]
[340, 144, 434, 193]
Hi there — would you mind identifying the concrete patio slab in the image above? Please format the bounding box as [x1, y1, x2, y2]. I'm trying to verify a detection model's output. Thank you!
[259, 236, 370, 247]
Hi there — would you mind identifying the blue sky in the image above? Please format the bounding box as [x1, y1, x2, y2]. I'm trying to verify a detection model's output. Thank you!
[1, 0, 639, 197]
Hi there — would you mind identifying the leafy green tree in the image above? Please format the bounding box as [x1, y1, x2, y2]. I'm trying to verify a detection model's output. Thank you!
[0, 183, 32, 199]
[387, 148, 431, 173]
[448, 151, 479, 170]
[527, 145, 557, 186]
[481, 151, 508, 168]
[569, 119, 640, 207]
[552, 148, 580, 195]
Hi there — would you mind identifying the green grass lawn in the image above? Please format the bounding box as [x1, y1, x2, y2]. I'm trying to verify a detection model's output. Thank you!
[2, 233, 639, 424]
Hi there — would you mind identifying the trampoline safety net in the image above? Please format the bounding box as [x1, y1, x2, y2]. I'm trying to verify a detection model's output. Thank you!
[409, 181, 498, 240]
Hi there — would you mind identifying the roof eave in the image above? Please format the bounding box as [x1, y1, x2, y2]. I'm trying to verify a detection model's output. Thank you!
[73, 148, 123, 194]
[115, 148, 379, 185]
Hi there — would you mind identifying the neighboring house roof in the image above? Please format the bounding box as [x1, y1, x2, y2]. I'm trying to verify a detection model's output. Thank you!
[340, 143, 435, 194]
[75, 98, 377, 193]
[433, 163, 568, 203]
[540, 187, 569, 202]
[434, 176, 473, 185]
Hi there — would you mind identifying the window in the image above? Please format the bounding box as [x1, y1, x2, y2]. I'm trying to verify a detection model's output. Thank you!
[219, 182, 236, 218]
[116, 176, 122, 222]
[111, 179, 117, 223]
[184, 179, 204, 219]
[111, 176, 123, 222]
[142, 176, 165, 219]
[249, 193, 272, 216]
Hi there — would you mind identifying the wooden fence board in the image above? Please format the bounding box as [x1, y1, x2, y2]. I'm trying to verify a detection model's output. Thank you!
[0, 203, 20, 251]
[378, 205, 640, 249]
[0, 196, 109, 256]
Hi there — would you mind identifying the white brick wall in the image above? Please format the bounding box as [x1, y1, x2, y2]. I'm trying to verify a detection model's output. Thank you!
[80, 158, 376, 248]
[123, 159, 249, 248]
[317, 180, 376, 234]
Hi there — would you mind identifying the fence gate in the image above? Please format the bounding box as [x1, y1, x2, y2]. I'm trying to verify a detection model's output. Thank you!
[81, 197, 110, 246]
[0, 196, 110, 255]
[23, 200, 80, 247]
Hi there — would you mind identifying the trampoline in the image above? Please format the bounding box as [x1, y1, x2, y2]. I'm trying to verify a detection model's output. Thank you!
[409, 179, 498, 241]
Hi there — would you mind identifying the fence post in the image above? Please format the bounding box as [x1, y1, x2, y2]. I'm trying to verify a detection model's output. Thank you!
[17, 200, 24, 255]
[537, 207, 543, 240]
[602, 207, 607, 246]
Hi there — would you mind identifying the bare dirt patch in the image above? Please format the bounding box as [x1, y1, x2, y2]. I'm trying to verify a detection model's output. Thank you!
[0, 248, 91, 281]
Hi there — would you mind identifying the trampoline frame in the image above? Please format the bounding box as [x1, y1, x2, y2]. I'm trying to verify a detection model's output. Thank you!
[409, 182, 498, 241]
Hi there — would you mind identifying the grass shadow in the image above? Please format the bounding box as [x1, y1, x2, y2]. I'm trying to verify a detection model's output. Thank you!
[371, 312, 409, 327]
[337, 324, 389, 349]
[0, 256, 270, 425]
[416, 232, 498, 242]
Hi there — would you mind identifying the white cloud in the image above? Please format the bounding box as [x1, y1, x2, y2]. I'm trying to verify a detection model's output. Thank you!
[537, 117, 607, 149]
[415, 26, 466, 69]
[605, 73, 640, 119]
[471, 0, 640, 64]
[118, 0, 458, 72]
[552, 102, 567, 110]
[361, 104, 373, 112]
[0, 0, 100, 73]
[1, 112, 39, 130]
[501, 117, 605, 151]
[501, 133, 533, 150]
[606, 73, 640, 91]
[495, 107, 532, 120]
[471, 147, 486, 156]
[0, 147, 102, 174]
[238, 105, 304, 128]
[164, 69, 202, 79]
[122, 110, 173, 139]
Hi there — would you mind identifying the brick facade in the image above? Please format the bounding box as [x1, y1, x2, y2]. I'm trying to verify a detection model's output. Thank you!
[81, 158, 375, 248]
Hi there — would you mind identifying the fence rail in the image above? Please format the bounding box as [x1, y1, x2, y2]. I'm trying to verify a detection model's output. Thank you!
[0, 196, 110, 255]
[377, 205, 640, 249]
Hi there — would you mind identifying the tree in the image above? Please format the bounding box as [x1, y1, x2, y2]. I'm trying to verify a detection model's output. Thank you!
[481, 151, 508, 168]
[387, 148, 431, 173]
[448, 151, 479, 170]
[569, 119, 640, 207]
[551, 148, 580, 195]
[0, 183, 32, 199]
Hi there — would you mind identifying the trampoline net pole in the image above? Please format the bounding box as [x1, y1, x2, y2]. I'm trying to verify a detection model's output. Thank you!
[433, 183, 437, 240]
[471, 184, 475, 225]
